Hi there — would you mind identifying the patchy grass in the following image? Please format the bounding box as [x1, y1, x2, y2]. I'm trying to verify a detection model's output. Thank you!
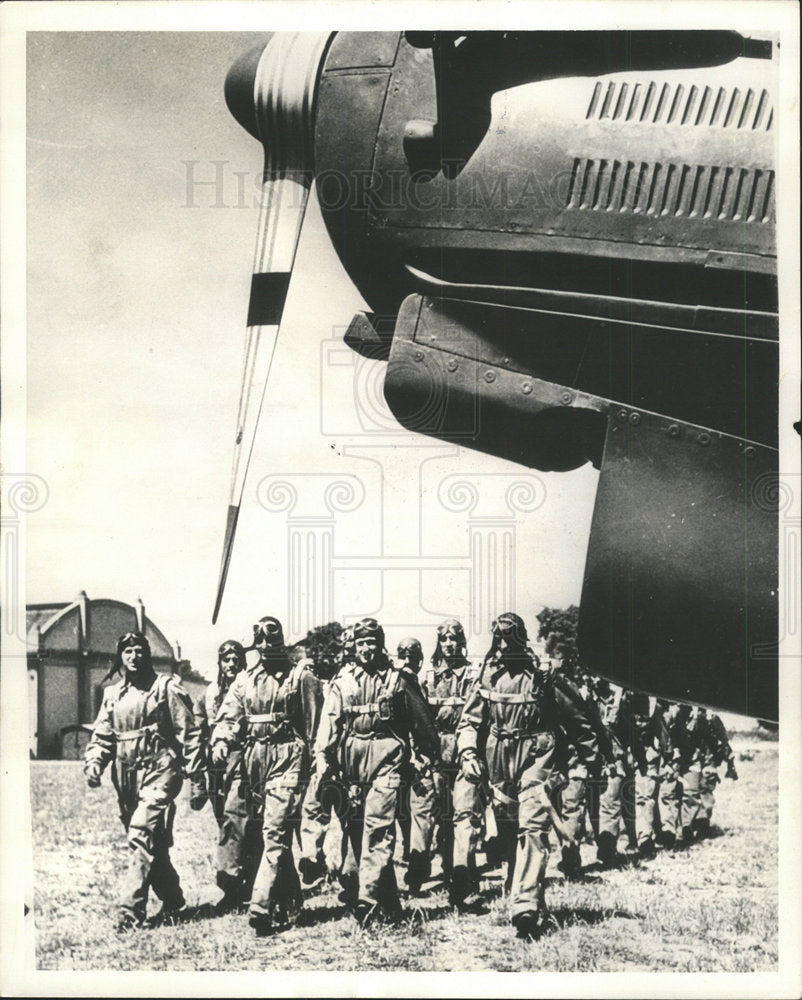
[31, 748, 778, 972]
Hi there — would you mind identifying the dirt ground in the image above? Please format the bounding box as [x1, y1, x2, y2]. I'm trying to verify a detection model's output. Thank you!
[31, 741, 777, 973]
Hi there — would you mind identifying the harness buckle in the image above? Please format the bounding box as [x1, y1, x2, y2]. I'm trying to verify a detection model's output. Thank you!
[377, 694, 392, 722]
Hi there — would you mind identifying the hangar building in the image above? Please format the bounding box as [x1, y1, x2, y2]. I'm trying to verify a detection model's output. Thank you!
[26, 592, 207, 759]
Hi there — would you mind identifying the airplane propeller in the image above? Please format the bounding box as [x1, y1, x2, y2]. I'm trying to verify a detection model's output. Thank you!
[213, 32, 333, 624]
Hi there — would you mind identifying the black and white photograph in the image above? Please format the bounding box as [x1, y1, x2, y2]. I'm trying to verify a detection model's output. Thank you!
[1, 2, 799, 995]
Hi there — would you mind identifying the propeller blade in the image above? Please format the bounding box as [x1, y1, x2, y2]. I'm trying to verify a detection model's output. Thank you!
[213, 32, 333, 624]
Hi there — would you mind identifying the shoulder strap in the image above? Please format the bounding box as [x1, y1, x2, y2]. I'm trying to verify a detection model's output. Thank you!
[288, 659, 305, 692]
[384, 664, 403, 699]
[154, 672, 174, 702]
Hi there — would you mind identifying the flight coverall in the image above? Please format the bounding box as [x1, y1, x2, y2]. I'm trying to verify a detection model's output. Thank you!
[195, 680, 239, 821]
[631, 695, 667, 853]
[456, 654, 600, 919]
[679, 708, 736, 839]
[195, 679, 263, 901]
[212, 657, 322, 926]
[697, 712, 737, 832]
[551, 674, 611, 876]
[300, 687, 331, 868]
[315, 659, 439, 919]
[84, 670, 203, 927]
[299, 669, 354, 882]
[657, 705, 688, 845]
[418, 659, 483, 886]
[593, 684, 636, 861]
[392, 660, 441, 893]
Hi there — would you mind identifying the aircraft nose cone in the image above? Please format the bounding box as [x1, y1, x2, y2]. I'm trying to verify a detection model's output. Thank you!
[225, 42, 267, 141]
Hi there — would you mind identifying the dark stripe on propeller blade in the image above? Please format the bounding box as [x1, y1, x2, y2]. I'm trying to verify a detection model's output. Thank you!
[247, 272, 292, 327]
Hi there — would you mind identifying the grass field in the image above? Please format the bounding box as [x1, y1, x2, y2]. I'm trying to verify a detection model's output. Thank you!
[31, 743, 777, 972]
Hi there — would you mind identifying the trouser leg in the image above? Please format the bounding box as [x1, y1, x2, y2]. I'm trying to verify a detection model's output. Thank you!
[217, 772, 262, 901]
[300, 770, 331, 863]
[397, 778, 412, 860]
[406, 770, 436, 889]
[561, 773, 587, 841]
[149, 802, 184, 909]
[680, 764, 703, 838]
[509, 776, 551, 919]
[331, 787, 360, 909]
[700, 766, 718, 824]
[597, 772, 623, 863]
[635, 771, 658, 849]
[452, 772, 484, 871]
[207, 763, 228, 825]
[560, 769, 587, 876]
[491, 813, 518, 895]
[408, 772, 437, 857]
[658, 774, 682, 843]
[249, 782, 304, 925]
[621, 759, 637, 849]
[585, 777, 601, 843]
[438, 770, 457, 877]
[450, 772, 486, 903]
[559, 772, 587, 875]
[358, 781, 400, 915]
[119, 792, 176, 925]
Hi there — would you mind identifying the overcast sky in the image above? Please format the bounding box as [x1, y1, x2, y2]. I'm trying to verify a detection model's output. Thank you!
[24, 30, 605, 679]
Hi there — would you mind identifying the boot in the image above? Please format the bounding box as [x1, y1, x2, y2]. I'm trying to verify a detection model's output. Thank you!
[482, 835, 505, 870]
[298, 853, 327, 885]
[512, 907, 554, 941]
[559, 843, 582, 880]
[404, 850, 431, 894]
[248, 910, 274, 937]
[448, 864, 481, 910]
[596, 831, 618, 868]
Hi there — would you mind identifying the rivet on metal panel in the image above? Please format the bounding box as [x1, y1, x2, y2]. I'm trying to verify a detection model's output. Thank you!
[629, 412, 641, 426]
[698, 432, 711, 446]
[618, 409, 629, 422]
[414, 350, 424, 362]
[446, 359, 458, 372]
[561, 391, 573, 404]
[484, 371, 496, 383]
[522, 382, 533, 395]
[744, 445, 756, 457]
[668, 424, 680, 438]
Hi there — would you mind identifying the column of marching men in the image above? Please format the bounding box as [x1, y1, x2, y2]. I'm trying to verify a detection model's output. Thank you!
[83, 618, 739, 938]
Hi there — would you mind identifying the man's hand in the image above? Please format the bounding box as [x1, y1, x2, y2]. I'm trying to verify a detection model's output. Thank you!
[211, 742, 229, 767]
[461, 752, 484, 781]
[411, 762, 434, 798]
[314, 754, 332, 781]
[85, 765, 101, 788]
[190, 774, 207, 810]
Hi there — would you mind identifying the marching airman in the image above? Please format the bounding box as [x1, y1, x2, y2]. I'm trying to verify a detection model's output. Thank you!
[211, 616, 322, 934]
[84, 632, 204, 931]
[314, 617, 439, 925]
[456, 613, 600, 939]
